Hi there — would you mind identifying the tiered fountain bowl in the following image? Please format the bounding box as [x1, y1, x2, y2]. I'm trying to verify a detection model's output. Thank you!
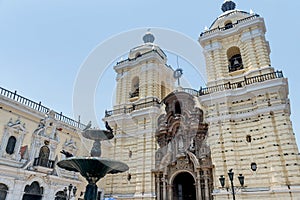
[57, 129, 129, 200]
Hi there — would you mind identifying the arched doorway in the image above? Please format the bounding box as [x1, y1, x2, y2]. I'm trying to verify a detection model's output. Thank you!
[173, 172, 196, 200]
[0, 183, 8, 200]
[22, 181, 43, 200]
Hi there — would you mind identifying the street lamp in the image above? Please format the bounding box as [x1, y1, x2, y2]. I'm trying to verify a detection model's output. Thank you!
[219, 169, 244, 200]
[63, 184, 77, 200]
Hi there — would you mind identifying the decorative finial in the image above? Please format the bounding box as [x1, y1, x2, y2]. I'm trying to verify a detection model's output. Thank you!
[143, 29, 155, 43]
[221, 0, 236, 12]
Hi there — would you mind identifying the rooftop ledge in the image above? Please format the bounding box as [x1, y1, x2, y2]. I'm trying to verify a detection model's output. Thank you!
[200, 14, 260, 38]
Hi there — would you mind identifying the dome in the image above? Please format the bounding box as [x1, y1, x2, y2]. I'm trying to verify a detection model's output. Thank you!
[143, 31, 155, 43]
[221, 0, 236, 12]
[206, 1, 252, 30]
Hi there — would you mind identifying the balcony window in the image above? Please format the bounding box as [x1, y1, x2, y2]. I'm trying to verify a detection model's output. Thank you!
[33, 145, 55, 168]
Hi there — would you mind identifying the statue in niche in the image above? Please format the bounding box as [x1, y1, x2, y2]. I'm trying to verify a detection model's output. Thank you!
[189, 137, 195, 153]
[167, 140, 172, 152]
[178, 135, 184, 151]
[176, 132, 185, 158]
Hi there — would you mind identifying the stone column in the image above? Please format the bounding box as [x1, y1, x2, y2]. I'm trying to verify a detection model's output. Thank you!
[204, 171, 210, 200]
[156, 175, 161, 200]
[196, 171, 202, 200]
[168, 184, 173, 200]
[162, 176, 167, 200]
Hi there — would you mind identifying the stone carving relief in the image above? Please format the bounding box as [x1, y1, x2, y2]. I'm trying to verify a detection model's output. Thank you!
[30, 111, 59, 168]
[153, 91, 213, 199]
[34, 110, 59, 141]
[0, 117, 28, 163]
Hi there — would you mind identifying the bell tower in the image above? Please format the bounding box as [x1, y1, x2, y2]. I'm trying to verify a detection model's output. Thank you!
[113, 31, 174, 110]
[102, 32, 175, 199]
[199, 1, 300, 199]
[199, 0, 272, 87]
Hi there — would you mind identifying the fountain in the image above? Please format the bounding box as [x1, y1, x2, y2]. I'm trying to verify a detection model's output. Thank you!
[57, 122, 129, 200]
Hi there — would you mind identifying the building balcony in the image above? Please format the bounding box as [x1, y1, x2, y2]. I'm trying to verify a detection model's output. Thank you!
[105, 98, 160, 117]
[182, 70, 284, 96]
[33, 157, 55, 172]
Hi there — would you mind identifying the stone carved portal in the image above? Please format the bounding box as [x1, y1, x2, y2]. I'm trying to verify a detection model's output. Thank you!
[154, 91, 213, 200]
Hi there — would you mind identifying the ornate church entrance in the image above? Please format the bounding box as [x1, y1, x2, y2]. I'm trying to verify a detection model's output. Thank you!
[153, 91, 213, 200]
[173, 172, 196, 200]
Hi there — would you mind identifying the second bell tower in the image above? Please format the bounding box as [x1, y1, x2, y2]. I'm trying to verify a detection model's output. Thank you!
[199, 0, 272, 87]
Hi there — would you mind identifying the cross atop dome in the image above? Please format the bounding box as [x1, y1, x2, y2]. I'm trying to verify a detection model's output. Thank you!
[221, 0, 236, 12]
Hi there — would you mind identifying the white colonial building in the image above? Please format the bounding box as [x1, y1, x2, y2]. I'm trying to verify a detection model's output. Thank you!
[0, 88, 89, 199]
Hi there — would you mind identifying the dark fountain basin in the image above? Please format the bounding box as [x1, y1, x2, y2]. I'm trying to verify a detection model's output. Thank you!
[57, 125, 129, 200]
[57, 157, 129, 180]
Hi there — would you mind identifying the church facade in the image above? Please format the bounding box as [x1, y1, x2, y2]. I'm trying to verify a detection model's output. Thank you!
[102, 1, 300, 200]
[0, 1, 299, 200]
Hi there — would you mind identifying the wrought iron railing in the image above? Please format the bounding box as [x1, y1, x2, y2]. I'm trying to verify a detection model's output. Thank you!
[33, 157, 55, 169]
[105, 98, 160, 117]
[183, 71, 284, 96]
[106, 71, 283, 116]
[0, 86, 86, 129]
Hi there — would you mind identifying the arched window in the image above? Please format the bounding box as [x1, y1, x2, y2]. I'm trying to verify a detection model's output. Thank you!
[6, 136, 16, 155]
[0, 183, 8, 200]
[224, 20, 233, 29]
[22, 181, 43, 200]
[227, 46, 243, 72]
[175, 101, 181, 114]
[38, 146, 50, 167]
[130, 77, 139, 98]
[55, 191, 66, 200]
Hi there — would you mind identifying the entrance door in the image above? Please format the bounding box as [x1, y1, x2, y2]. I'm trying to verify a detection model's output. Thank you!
[173, 172, 196, 200]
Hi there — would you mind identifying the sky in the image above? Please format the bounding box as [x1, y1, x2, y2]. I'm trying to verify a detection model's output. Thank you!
[0, 0, 299, 148]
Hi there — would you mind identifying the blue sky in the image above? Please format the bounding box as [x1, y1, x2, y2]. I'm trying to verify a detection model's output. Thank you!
[0, 0, 299, 148]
